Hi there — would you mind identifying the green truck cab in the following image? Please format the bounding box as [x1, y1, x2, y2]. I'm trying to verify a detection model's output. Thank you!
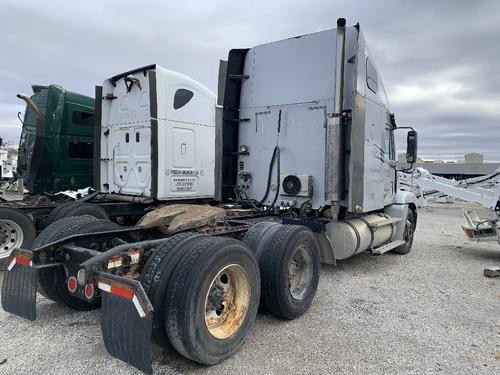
[17, 84, 95, 194]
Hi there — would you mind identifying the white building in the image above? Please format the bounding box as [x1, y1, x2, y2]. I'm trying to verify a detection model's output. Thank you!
[464, 152, 484, 164]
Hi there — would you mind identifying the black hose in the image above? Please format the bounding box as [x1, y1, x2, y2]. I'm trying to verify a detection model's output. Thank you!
[270, 111, 282, 208]
[258, 146, 279, 205]
[270, 146, 280, 208]
[258, 110, 283, 207]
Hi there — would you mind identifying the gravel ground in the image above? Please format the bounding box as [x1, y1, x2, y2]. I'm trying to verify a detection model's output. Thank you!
[0, 202, 499, 374]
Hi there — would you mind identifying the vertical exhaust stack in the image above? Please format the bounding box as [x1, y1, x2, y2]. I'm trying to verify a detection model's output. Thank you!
[16, 94, 44, 120]
[325, 18, 347, 213]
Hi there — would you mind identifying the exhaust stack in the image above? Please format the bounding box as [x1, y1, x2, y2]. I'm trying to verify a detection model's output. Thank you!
[16, 93, 44, 120]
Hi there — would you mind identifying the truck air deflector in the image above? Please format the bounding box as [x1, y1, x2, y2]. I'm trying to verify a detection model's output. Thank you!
[1, 252, 37, 321]
[94, 85, 103, 190]
[148, 70, 158, 199]
[221, 49, 249, 201]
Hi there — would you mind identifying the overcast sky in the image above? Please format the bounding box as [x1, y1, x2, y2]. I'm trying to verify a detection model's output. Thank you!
[0, 0, 499, 160]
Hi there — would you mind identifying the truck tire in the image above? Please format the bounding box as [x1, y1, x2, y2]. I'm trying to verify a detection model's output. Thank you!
[259, 225, 320, 320]
[392, 209, 417, 255]
[43, 201, 79, 226]
[45, 202, 109, 227]
[34, 216, 120, 310]
[141, 232, 203, 347]
[0, 207, 36, 265]
[242, 221, 281, 259]
[164, 236, 260, 365]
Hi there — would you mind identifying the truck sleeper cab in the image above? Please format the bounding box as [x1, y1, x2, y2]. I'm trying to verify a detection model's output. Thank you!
[97, 64, 215, 201]
[2, 19, 418, 374]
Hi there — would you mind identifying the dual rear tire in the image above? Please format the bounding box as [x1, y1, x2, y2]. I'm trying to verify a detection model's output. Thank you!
[141, 223, 320, 365]
[34, 216, 120, 310]
[44, 202, 109, 228]
[142, 234, 260, 365]
[243, 222, 321, 320]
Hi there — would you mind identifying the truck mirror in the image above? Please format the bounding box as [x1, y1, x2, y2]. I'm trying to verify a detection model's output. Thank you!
[406, 130, 418, 163]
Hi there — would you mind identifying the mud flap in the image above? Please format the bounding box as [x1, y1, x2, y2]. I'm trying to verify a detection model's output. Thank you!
[1, 254, 37, 321]
[97, 273, 154, 374]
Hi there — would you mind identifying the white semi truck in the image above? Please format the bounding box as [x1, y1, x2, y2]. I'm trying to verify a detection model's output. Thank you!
[2, 19, 418, 374]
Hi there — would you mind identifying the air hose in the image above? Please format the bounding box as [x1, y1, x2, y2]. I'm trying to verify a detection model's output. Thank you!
[259, 110, 282, 208]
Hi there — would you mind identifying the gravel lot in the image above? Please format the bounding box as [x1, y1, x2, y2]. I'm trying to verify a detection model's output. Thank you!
[1, 202, 499, 374]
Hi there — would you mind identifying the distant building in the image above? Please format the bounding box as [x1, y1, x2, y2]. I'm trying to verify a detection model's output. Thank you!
[464, 152, 483, 164]
[397, 151, 497, 179]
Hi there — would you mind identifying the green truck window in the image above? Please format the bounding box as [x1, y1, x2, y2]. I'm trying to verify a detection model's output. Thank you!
[72, 111, 95, 127]
[68, 141, 93, 159]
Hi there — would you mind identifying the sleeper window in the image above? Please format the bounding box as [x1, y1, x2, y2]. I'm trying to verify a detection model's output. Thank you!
[68, 141, 93, 159]
[72, 111, 95, 127]
[383, 127, 394, 160]
[366, 58, 378, 94]
[173, 89, 194, 110]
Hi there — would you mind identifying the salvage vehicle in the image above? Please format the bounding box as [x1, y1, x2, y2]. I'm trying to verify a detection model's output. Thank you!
[16, 84, 96, 194]
[2, 19, 418, 374]
[0, 85, 96, 259]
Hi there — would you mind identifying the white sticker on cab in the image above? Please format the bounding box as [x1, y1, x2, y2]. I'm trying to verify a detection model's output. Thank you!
[170, 176, 197, 192]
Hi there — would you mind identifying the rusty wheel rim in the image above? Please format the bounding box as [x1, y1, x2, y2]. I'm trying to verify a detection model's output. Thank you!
[288, 245, 313, 300]
[204, 264, 251, 340]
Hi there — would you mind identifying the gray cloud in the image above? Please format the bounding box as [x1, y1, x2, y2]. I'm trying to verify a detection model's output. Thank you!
[0, 0, 499, 160]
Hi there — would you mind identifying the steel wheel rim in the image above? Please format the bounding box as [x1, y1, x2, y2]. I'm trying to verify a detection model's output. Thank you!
[0, 219, 24, 256]
[204, 264, 252, 340]
[288, 245, 313, 300]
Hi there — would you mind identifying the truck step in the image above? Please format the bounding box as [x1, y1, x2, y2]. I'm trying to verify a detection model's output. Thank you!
[371, 240, 405, 255]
